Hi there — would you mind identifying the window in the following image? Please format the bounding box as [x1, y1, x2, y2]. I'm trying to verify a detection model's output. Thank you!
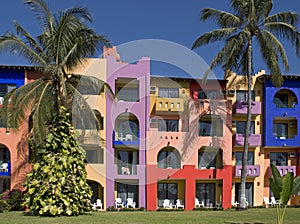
[236, 90, 255, 102]
[117, 87, 139, 102]
[83, 145, 104, 164]
[116, 150, 139, 175]
[235, 151, 254, 165]
[117, 119, 139, 140]
[198, 147, 222, 169]
[198, 90, 217, 99]
[273, 123, 288, 138]
[236, 121, 255, 134]
[196, 183, 215, 207]
[273, 90, 297, 108]
[117, 183, 138, 207]
[0, 84, 16, 97]
[235, 183, 253, 206]
[158, 88, 179, 98]
[158, 119, 179, 132]
[157, 147, 180, 169]
[199, 115, 223, 136]
[270, 152, 287, 166]
[158, 183, 177, 207]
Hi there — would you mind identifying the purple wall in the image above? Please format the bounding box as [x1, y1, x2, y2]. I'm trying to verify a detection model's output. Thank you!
[105, 56, 150, 208]
[235, 101, 261, 114]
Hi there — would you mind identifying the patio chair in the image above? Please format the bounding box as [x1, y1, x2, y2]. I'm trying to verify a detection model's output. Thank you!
[231, 198, 239, 207]
[162, 199, 173, 209]
[0, 97, 4, 104]
[176, 199, 184, 209]
[92, 199, 103, 210]
[125, 134, 133, 141]
[195, 198, 204, 208]
[271, 197, 279, 206]
[115, 198, 123, 208]
[126, 198, 136, 208]
[0, 163, 8, 172]
[263, 197, 272, 208]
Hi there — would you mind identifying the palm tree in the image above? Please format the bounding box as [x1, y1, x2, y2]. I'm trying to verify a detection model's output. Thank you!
[192, 0, 300, 209]
[0, 0, 111, 144]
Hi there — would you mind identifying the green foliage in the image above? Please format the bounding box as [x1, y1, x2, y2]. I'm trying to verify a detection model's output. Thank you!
[0, 199, 10, 213]
[268, 163, 300, 224]
[23, 107, 92, 216]
[2, 189, 26, 211]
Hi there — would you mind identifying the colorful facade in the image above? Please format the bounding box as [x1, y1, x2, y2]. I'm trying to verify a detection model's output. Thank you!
[1, 47, 300, 210]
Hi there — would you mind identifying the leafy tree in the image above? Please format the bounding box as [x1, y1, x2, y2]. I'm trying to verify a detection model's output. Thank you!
[192, 0, 300, 209]
[0, 0, 112, 216]
[23, 107, 92, 216]
[0, 0, 112, 144]
[269, 163, 300, 224]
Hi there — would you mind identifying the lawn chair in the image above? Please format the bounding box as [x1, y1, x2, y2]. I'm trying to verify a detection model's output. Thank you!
[162, 199, 173, 209]
[176, 199, 184, 209]
[271, 197, 279, 206]
[92, 199, 103, 210]
[0, 163, 8, 172]
[263, 197, 272, 208]
[115, 198, 123, 208]
[195, 198, 204, 208]
[231, 198, 239, 207]
[126, 198, 136, 208]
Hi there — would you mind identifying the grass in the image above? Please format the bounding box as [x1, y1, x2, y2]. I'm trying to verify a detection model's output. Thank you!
[0, 207, 299, 224]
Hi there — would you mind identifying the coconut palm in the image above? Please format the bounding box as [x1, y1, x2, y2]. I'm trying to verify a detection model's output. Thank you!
[192, 0, 300, 209]
[0, 0, 112, 144]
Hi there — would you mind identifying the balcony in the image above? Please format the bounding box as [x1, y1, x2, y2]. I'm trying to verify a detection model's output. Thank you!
[276, 165, 296, 176]
[155, 98, 183, 112]
[113, 131, 139, 148]
[0, 162, 10, 176]
[235, 101, 261, 115]
[234, 133, 261, 146]
[117, 163, 138, 175]
[235, 165, 260, 177]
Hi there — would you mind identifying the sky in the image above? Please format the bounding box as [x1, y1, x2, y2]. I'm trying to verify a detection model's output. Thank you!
[0, 0, 300, 79]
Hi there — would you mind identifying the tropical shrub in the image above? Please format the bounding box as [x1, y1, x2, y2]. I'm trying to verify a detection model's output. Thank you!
[23, 107, 92, 216]
[269, 163, 300, 224]
[3, 189, 25, 211]
[0, 199, 10, 213]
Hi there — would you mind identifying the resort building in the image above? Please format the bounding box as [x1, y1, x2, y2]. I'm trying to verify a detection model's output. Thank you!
[1, 47, 300, 210]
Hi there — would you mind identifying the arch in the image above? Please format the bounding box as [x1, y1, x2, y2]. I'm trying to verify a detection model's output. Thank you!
[87, 180, 104, 204]
[93, 109, 104, 130]
[114, 112, 139, 141]
[0, 143, 11, 193]
[157, 146, 181, 169]
[273, 89, 298, 108]
[199, 114, 223, 137]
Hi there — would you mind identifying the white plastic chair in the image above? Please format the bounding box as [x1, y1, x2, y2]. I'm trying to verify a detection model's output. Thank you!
[0, 97, 4, 104]
[271, 197, 279, 206]
[195, 198, 204, 208]
[231, 198, 239, 207]
[0, 163, 8, 172]
[176, 199, 184, 209]
[263, 197, 272, 207]
[92, 199, 103, 210]
[115, 198, 123, 208]
[162, 199, 172, 208]
[126, 198, 136, 208]
[125, 134, 133, 141]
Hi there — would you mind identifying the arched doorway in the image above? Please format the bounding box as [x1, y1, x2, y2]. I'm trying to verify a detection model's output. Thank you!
[0, 144, 11, 193]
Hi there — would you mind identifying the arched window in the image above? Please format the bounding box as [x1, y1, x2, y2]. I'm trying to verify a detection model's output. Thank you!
[115, 113, 139, 141]
[157, 147, 180, 169]
[273, 89, 298, 108]
[199, 114, 223, 136]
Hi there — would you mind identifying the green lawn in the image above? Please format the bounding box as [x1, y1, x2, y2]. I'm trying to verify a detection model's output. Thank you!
[0, 208, 299, 224]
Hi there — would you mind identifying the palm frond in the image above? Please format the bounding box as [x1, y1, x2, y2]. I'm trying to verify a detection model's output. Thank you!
[261, 30, 289, 71]
[200, 8, 241, 28]
[264, 12, 300, 26]
[24, 0, 54, 32]
[255, 0, 273, 19]
[192, 28, 238, 49]
[264, 22, 298, 44]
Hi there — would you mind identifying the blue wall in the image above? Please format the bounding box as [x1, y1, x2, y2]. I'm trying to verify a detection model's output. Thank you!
[0, 67, 25, 87]
[264, 78, 300, 147]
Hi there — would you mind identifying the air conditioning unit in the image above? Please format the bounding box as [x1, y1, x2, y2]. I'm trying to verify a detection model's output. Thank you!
[150, 118, 157, 124]
[232, 120, 236, 126]
[227, 89, 235, 95]
[150, 86, 156, 94]
[290, 122, 297, 128]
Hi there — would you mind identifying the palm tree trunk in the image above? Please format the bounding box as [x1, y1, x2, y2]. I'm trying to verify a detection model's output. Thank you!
[239, 35, 253, 209]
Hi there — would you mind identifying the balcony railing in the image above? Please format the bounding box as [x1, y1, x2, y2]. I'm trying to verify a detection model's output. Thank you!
[117, 163, 137, 175]
[235, 165, 260, 177]
[235, 101, 261, 115]
[155, 98, 184, 112]
[234, 133, 261, 146]
[113, 131, 139, 147]
[0, 162, 11, 176]
[276, 165, 296, 176]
